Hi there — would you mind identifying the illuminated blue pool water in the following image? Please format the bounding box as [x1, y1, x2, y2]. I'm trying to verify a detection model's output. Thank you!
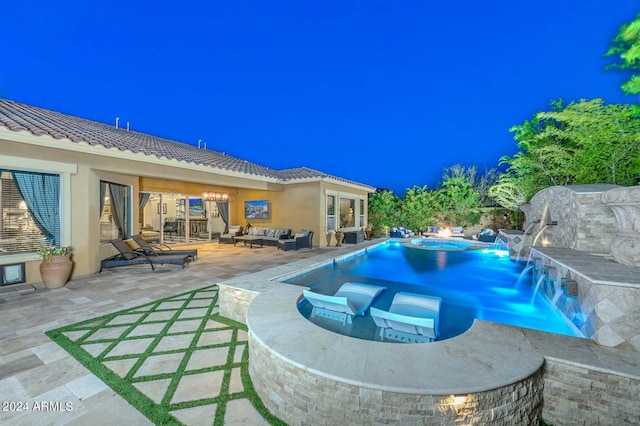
[412, 237, 473, 250]
[285, 242, 581, 342]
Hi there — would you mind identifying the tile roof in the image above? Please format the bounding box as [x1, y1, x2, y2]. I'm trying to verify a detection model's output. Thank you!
[0, 99, 373, 189]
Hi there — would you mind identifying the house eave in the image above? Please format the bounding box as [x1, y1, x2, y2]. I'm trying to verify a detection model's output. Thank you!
[0, 126, 282, 184]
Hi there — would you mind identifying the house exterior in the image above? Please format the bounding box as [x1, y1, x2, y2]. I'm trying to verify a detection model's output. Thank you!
[0, 99, 375, 286]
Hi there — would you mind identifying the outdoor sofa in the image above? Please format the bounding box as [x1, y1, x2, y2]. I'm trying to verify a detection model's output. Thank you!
[389, 227, 414, 238]
[277, 230, 314, 251]
[245, 226, 292, 246]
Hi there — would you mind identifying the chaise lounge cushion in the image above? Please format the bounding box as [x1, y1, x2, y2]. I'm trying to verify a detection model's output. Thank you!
[303, 282, 386, 324]
[130, 235, 198, 260]
[370, 292, 441, 342]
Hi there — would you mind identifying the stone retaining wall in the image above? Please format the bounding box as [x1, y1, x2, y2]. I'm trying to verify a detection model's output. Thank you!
[524, 185, 619, 253]
[543, 359, 640, 425]
[249, 331, 543, 425]
[218, 283, 258, 323]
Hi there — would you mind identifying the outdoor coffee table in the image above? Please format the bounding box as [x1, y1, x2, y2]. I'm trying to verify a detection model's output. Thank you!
[233, 235, 264, 248]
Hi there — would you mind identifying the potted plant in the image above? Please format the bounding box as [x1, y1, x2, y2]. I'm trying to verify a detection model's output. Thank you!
[37, 246, 73, 289]
[334, 229, 345, 247]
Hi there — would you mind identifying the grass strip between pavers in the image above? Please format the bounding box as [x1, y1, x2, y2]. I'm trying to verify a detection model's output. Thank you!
[46, 284, 286, 426]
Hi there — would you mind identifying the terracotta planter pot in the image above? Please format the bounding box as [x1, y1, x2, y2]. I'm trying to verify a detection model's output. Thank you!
[334, 232, 344, 247]
[39, 254, 73, 289]
[364, 228, 373, 240]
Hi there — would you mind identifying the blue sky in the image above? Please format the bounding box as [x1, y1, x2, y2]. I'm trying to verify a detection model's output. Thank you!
[1, 1, 638, 194]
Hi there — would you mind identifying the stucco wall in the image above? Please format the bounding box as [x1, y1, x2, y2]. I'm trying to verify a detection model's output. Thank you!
[0, 137, 372, 285]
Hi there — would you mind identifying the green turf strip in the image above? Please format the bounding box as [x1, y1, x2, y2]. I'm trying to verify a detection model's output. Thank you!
[46, 284, 285, 426]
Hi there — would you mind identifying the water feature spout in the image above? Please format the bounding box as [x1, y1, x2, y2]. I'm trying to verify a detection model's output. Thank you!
[530, 272, 546, 304]
[515, 264, 534, 287]
[531, 224, 549, 247]
[516, 221, 540, 262]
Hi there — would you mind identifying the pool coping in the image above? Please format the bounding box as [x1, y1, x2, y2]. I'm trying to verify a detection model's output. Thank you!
[218, 239, 640, 388]
[247, 283, 544, 394]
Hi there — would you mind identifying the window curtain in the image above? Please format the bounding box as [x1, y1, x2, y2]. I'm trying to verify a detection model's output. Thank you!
[99, 182, 107, 218]
[12, 171, 61, 244]
[217, 201, 229, 233]
[139, 193, 150, 213]
[109, 184, 128, 238]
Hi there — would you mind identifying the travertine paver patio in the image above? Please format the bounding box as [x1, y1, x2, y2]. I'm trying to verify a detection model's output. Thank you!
[0, 241, 345, 425]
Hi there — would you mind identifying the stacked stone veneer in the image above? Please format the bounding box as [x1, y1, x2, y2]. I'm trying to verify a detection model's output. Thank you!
[602, 186, 640, 268]
[523, 184, 620, 255]
[248, 332, 543, 425]
[543, 360, 640, 425]
[222, 283, 640, 425]
[218, 284, 258, 323]
[531, 248, 640, 351]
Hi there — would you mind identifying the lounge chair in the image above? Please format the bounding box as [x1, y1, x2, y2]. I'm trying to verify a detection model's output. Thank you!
[277, 230, 314, 251]
[302, 282, 386, 325]
[370, 292, 441, 343]
[130, 235, 198, 260]
[100, 239, 190, 272]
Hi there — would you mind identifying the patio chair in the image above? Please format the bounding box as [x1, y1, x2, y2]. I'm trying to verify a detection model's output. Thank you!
[277, 230, 314, 251]
[163, 218, 179, 236]
[100, 239, 190, 272]
[131, 235, 198, 260]
[389, 227, 414, 238]
[370, 292, 441, 343]
[219, 225, 244, 244]
[302, 282, 386, 325]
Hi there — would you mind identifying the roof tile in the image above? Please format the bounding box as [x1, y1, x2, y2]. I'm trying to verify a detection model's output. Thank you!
[0, 99, 372, 189]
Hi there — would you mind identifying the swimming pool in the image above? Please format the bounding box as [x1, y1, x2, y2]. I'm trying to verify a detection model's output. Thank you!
[285, 242, 581, 342]
[410, 237, 474, 250]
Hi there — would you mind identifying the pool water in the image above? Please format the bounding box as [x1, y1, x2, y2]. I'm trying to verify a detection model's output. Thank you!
[411, 237, 474, 250]
[285, 243, 581, 342]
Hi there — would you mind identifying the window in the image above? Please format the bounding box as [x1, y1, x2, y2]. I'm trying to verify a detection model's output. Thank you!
[0, 170, 59, 255]
[339, 197, 356, 228]
[326, 195, 336, 232]
[359, 199, 365, 228]
[100, 181, 131, 242]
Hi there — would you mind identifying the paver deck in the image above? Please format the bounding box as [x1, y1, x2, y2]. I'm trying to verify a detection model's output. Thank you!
[0, 241, 346, 425]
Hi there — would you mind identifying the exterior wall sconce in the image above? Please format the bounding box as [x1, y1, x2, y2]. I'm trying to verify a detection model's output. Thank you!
[561, 278, 579, 298]
[201, 192, 229, 202]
